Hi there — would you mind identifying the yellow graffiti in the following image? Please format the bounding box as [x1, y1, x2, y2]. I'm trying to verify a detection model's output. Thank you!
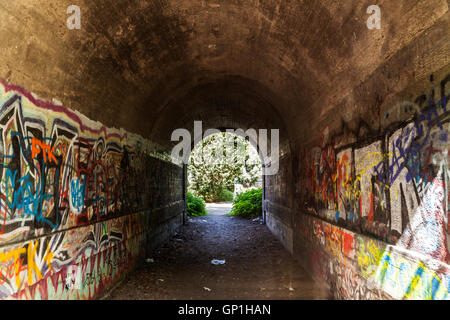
[43, 244, 53, 272]
[0, 247, 26, 288]
[315, 150, 394, 216]
[356, 151, 393, 196]
[357, 238, 384, 278]
[0, 241, 54, 289]
[27, 241, 42, 285]
[403, 262, 426, 300]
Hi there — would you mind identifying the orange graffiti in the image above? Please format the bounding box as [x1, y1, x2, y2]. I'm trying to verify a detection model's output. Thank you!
[31, 138, 57, 164]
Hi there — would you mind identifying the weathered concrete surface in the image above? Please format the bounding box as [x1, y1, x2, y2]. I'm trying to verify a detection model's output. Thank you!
[0, 0, 449, 300]
[0, 1, 447, 149]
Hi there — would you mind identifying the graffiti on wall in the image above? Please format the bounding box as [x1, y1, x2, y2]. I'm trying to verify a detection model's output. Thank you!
[297, 74, 450, 300]
[299, 74, 449, 263]
[0, 80, 183, 299]
[299, 211, 450, 300]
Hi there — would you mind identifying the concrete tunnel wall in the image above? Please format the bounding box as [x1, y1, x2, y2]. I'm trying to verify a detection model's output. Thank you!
[0, 0, 449, 300]
[291, 70, 450, 300]
[0, 80, 185, 299]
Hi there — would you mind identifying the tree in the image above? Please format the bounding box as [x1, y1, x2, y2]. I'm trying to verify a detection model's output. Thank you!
[188, 132, 261, 202]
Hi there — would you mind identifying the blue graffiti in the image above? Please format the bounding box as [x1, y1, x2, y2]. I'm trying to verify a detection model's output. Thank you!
[70, 177, 86, 212]
[373, 95, 448, 190]
[430, 276, 440, 300]
[2, 167, 56, 229]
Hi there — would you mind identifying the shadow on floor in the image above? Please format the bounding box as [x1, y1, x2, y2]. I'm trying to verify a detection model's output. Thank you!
[107, 214, 332, 300]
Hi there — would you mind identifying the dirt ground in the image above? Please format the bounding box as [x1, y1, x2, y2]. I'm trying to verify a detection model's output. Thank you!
[107, 207, 332, 300]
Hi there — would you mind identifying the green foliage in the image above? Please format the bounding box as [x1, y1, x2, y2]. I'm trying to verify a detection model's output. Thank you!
[188, 132, 261, 202]
[228, 188, 262, 219]
[187, 192, 208, 217]
[218, 188, 234, 202]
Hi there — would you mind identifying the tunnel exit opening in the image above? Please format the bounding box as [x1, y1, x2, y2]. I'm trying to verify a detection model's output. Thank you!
[186, 130, 264, 220]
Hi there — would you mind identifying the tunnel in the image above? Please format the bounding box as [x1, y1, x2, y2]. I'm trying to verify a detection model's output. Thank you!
[0, 0, 449, 300]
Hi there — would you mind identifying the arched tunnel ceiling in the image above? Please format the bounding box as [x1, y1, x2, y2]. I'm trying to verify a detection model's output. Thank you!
[150, 75, 292, 155]
[0, 0, 448, 152]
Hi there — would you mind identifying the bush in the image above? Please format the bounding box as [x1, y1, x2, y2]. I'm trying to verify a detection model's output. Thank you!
[187, 192, 208, 217]
[218, 188, 234, 202]
[228, 188, 262, 219]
